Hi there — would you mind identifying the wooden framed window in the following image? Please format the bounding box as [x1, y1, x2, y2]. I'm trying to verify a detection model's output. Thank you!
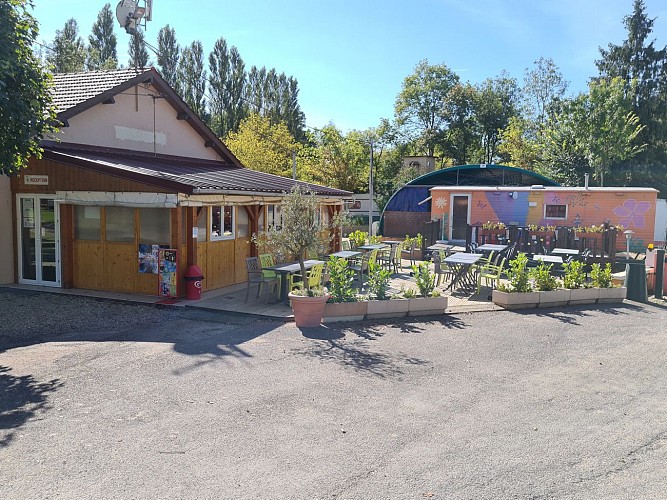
[266, 204, 283, 231]
[544, 204, 568, 220]
[210, 205, 234, 240]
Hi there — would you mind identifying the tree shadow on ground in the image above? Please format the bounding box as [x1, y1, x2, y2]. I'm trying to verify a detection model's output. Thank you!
[512, 302, 647, 325]
[296, 315, 467, 377]
[0, 366, 62, 448]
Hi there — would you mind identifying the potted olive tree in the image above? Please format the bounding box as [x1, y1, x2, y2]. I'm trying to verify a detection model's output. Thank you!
[259, 186, 334, 327]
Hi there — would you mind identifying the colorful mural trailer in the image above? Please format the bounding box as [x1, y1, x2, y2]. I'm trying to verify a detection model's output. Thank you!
[430, 186, 659, 249]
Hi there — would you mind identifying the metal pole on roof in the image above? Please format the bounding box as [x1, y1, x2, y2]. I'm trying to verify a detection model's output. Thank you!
[292, 151, 297, 180]
[368, 140, 374, 235]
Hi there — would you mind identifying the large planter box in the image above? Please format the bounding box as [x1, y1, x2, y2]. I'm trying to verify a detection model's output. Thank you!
[597, 286, 627, 303]
[538, 289, 571, 308]
[568, 288, 600, 305]
[323, 301, 368, 322]
[407, 296, 448, 316]
[366, 298, 409, 319]
[492, 290, 540, 310]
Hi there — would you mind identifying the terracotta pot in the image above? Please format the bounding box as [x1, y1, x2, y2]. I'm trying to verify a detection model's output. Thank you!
[289, 294, 330, 327]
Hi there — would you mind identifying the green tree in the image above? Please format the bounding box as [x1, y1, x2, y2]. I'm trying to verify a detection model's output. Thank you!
[177, 40, 207, 119]
[208, 37, 247, 138]
[156, 25, 180, 89]
[394, 59, 460, 157]
[523, 57, 568, 126]
[87, 3, 117, 70]
[46, 18, 86, 73]
[596, 0, 667, 165]
[474, 72, 520, 164]
[128, 31, 150, 69]
[1, 0, 56, 175]
[302, 125, 369, 192]
[442, 83, 481, 165]
[225, 113, 298, 177]
[573, 77, 646, 186]
[498, 116, 540, 170]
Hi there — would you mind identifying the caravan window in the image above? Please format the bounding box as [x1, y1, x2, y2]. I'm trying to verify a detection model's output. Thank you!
[544, 204, 568, 220]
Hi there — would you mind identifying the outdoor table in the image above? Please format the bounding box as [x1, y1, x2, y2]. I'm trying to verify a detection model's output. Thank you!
[357, 244, 387, 251]
[329, 250, 362, 259]
[551, 248, 580, 257]
[476, 243, 508, 253]
[381, 240, 402, 247]
[427, 243, 454, 259]
[443, 252, 483, 290]
[265, 259, 325, 304]
[532, 254, 563, 264]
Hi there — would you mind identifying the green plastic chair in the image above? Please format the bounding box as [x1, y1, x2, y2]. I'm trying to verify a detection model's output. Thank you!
[290, 263, 324, 291]
[476, 257, 506, 294]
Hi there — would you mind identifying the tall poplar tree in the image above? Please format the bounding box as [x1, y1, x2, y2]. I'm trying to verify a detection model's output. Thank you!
[47, 18, 86, 73]
[177, 41, 207, 119]
[128, 31, 150, 69]
[87, 3, 118, 70]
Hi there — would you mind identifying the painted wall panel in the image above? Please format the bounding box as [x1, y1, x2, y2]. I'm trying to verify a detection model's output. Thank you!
[0, 176, 14, 283]
[431, 187, 658, 248]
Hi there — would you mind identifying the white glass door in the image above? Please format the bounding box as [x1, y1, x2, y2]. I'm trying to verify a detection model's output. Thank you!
[18, 196, 61, 286]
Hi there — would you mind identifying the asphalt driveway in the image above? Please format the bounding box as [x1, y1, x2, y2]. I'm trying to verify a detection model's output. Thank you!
[1, 298, 667, 499]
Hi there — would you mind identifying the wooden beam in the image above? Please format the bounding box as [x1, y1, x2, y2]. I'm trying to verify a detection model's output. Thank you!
[60, 204, 74, 288]
[102, 97, 115, 104]
[244, 205, 262, 257]
[177, 111, 189, 120]
[204, 140, 214, 148]
[186, 206, 197, 267]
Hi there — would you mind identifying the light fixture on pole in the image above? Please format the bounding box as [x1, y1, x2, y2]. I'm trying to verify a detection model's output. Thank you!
[368, 139, 374, 235]
[624, 229, 634, 256]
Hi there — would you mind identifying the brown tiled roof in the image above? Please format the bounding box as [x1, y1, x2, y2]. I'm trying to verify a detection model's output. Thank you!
[43, 143, 352, 198]
[51, 68, 145, 114]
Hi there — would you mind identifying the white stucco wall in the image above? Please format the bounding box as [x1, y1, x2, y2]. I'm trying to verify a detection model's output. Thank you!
[655, 199, 667, 243]
[0, 175, 15, 284]
[51, 83, 222, 161]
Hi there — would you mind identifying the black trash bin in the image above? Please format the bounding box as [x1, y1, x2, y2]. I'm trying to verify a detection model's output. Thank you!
[623, 260, 648, 303]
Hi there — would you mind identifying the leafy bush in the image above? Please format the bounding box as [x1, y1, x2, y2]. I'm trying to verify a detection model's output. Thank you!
[563, 260, 586, 289]
[367, 262, 391, 300]
[327, 256, 357, 303]
[591, 262, 613, 288]
[505, 252, 533, 293]
[401, 287, 417, 299]
[411, 262, 436, 297]
[348, 230, 368, 248]
[530, 262, 559, 291]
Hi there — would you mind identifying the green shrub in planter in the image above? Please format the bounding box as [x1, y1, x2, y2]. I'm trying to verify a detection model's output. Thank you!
[367, 262, 391, 300]
[499, 252, 533, 293]
[591, 262, 613, 288]
[327, 256, 357, 303]
[411, 262, 436, 297]
[530, 262, 560, 291]
[562, 260, 586, 289]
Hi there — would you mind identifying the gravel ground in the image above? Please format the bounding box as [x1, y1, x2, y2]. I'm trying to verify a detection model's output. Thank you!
[0, 289, 182, 342]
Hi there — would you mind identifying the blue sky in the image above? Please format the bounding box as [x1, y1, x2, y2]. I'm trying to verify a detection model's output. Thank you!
[32, 0, 667, 133]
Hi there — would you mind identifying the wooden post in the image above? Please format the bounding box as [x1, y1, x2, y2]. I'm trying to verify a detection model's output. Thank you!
[244, 205, 261, 257]
[186, 206, 197, 267]
[60, 204, 74, 288]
